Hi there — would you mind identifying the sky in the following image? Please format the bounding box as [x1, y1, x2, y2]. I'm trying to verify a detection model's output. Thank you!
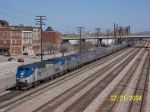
[0, 0, 149, 33]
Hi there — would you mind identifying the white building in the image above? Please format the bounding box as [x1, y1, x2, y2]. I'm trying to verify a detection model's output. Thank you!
[22, 31, 34, 54]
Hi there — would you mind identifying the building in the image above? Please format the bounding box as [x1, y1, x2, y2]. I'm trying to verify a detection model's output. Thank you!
[0, 20, 9, 27]
[32, 27, 41, 53]
[0, 22, 41, 55]
[113, 26, 131, 36]
[22, 30, 33, 54]
[11, 25, 41, 54]
[0, 27, 22, 55]
[0, 20, 62, 55]
[42, 31, 62, 51]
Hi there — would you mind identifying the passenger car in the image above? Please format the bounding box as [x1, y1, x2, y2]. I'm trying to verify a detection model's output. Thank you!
[36, 53, 43, 56]
[8, 57, 15, 61]
[23, 52, 28, 55]
[18, 58, 24, 62]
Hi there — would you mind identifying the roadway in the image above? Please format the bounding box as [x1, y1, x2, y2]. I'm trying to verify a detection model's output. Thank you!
[0, 56, 8, 62]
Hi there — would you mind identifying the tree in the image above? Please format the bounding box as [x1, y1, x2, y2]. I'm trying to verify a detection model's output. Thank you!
[43, 42, 56, 54]
[60, 44, 68, 57]
[75, 41, 93, 53]
[45, 27, 53, 31]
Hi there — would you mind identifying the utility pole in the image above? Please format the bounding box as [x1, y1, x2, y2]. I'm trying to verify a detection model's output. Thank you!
[95, 28, 101, 48]
[35, 16, 46, 61]
[77, 27, 84, 53]
[114, 23, 117, 45]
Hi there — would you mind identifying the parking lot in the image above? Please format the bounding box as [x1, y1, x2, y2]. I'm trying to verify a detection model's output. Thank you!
[0, 56, 8, 62]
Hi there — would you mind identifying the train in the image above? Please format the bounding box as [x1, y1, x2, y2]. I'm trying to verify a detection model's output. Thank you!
[16, 43, 129, 89]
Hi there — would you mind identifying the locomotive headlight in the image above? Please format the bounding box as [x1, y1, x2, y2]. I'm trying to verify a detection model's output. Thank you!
[25, 80, 28, 84]
[16, 78, 19, 82]
[20, 73, 24, 78]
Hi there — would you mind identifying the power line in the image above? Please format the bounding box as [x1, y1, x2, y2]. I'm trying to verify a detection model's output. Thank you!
[35, 16, 46, 61]
[0, 2, 83, 33]
[0, 10, 34, 24]
[0, 1, 37, 17]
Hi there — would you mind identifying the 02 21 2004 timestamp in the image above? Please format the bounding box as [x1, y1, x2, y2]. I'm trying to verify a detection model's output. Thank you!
[110, 95, 142, 101]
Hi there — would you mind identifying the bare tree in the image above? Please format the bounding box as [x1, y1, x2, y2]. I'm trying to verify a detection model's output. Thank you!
[60, 44, 68, 57]
[43, 42, 57, 54]
[75, 41, 93, 52]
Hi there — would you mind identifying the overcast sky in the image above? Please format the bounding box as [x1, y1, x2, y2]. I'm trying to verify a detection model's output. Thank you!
[0, 0, 149, 33]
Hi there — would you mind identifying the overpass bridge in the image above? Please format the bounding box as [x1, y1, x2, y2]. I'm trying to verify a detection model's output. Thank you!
[62, 35, 150, 44]
[62, 35, 150, 40]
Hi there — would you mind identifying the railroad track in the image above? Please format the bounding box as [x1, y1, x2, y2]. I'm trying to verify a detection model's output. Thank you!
[34, 49, 141, 111]
[96, 41, 150, 112]
[0, 41, 147, 112]
[85, 42, 149, 112]
[129, 51, 149, 112]
[0, 46, 132, 102]
[53, 50, 142, 112]
[32, 44, 147, 112]
[112, 48, 149, 112]
[0, 46, 133, 109]
[96, 50, 145, 112]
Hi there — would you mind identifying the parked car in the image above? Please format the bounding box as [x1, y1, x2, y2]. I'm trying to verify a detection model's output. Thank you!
[36, 53, 43, 56]
[44, 51, 51, 55]
[23, 52, 28, 55]
[8, 57, 15, 61]
[18, 58, 24, 62]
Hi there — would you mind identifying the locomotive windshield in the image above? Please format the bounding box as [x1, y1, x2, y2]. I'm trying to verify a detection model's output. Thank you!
[16, 67, 33, 78]
[19, 67, 30, 71]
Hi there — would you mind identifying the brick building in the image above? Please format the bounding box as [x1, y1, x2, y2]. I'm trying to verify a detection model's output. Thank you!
[0, 20, 62, 55]
[0, 25, 41, 55]
[11, 26, 41, 54]
[0, 28, 22, 55]
[42, 31, 62, 51]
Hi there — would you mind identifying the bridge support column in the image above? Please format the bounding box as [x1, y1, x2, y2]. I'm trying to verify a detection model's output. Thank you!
[62, 40, 69, 44]
[81, 39, 85, 43]
[98, 38, 102, 46]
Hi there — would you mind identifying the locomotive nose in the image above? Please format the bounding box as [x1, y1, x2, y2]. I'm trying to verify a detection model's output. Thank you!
[20, 72, 24, 78]
[16, 78, 19, 82]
